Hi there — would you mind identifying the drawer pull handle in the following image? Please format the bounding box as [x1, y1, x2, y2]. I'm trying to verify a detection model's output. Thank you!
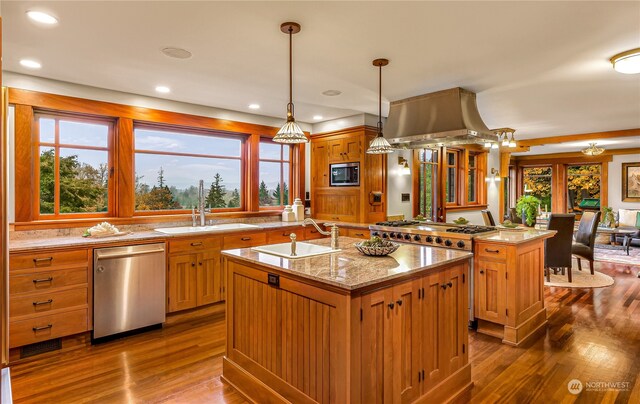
[447, 282, 453, 288]
[355, 233, 364, 237]
[241, 237, 251, 241]
[33, 299, 53, 306]
[485, 248, 500, 253]
[33, 277, 54, 284]
[190, 242, 203, 247]
[387, 302, 394, 309]
[396, 299, 403, 306]
[33, 257, 53, 264]
[441, 284, 448, 290]
[32, 324, 53, 332]
[479, 270, 485, 274]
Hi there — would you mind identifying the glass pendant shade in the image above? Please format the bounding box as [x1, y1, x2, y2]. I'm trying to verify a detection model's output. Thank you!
[367, 134, 394, 154]
[275, 119, 307, 143]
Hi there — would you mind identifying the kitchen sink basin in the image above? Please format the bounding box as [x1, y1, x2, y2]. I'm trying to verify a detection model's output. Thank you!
[154, 223, 260, 235]
[252, 242, 340, 259]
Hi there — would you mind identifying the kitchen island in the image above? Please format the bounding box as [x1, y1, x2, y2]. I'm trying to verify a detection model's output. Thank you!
[221, 237, 473, 403]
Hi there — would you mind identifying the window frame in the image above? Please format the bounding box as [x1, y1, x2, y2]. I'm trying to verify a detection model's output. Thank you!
[258, 138, 294, 210]
[520, 165, 553, 212]
[33, 111, 115, 220]
[132, 122, 247, 215]
[565, 163, 602, 213]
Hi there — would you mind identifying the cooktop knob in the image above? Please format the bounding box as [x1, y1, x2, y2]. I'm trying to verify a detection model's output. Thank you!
[435, 237, 443, 244]
[390, 232, 397, 239]
[457, 240, 466, 248]
[426, 236, 434, 243]
[413, 235, 421, 241]
[382, 233, 389, 239]
[404, 234, 411, 240]
[371, 231, 379, 237]
[444, 239, 453, 247]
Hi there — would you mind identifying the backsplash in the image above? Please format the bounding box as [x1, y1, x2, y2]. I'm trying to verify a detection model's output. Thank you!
[9, 216, 281, 241]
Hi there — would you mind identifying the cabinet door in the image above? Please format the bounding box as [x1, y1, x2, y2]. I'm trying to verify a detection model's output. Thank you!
[196, 251, 222, 306]
[392, 280, 421, 403]
[168, 254, 198, 312]
[311, 141, 330, 188]
[343, 136, 361, 161]
[421, 270, 445, 391]
[475, 259, 507, 323]
[361, 287, 394, 404]
[441, 265, 468, 378]
[327, 139, 345, 162]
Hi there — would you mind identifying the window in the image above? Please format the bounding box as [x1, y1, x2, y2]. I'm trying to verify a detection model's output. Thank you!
[259, 140, 292, 208]
[522, 166, 552, 211]
[417, 148, 439, 220]
[445, 150, 458, 204]
[567, 164, 601, 212]
[468, 153, 477, 203]
[134, 125, 244, 211]
[36, 114, 112, 216]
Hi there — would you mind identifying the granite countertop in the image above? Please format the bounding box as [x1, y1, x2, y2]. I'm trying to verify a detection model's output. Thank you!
[8, 220, 374, 253]
[473, 228, 556, 245]
[222, 236, 473, 291]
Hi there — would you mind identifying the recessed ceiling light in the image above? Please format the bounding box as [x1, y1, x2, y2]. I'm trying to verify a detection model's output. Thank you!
[161, 47, 192, 59]
[611, 48, 640, 74]
[26, 11, 58, 25]
[322, 90, 342, 96]
[155, 86, 171, 94]
[248, 104, 260, 110]
[19, 59, 42, 69]
[313, 115, 323, 120]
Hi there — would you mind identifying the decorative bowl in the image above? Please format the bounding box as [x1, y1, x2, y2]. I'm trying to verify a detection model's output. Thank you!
[501, 222, 518, 229]
[453, 218, 469, 225]
[354, 241, 400, 256]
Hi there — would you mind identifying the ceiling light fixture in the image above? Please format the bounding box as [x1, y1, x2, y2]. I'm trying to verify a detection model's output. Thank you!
[161, 47, 192, 59]
[155, 85, 171, 94]
[491, 142, 499, 150]
[322, 90, 342, 96]
[581, 142, 604, 156]
[611, 48, 640, 74]
[313, 115, 323, 121]
[26, 11, 58, 25]
[19, 59, 42, 69]
[274, 22, 308, 144]
[367, 58, 394, 154]
[248, 104, 260, 110]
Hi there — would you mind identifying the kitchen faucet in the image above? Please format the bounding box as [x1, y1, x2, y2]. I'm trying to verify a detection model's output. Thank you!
[192, 179, 211, 227]
[302, 218, 339, 250]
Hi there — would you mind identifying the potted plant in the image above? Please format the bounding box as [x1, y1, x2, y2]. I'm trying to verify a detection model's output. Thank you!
[516, 195, 541, 227]
[601, 206, 615, 228]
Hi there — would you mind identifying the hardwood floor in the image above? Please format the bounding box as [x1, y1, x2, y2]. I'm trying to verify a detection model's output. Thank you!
[9, 261, 640, 403]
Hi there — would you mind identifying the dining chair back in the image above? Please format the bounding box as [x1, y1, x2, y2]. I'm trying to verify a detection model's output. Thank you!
[481, 210, 496, 226]
[544, 213, 576, 282]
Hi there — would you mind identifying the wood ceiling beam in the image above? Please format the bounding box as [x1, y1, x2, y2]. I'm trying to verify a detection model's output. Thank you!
[517, 128, 640, 147]
[512, 147, 640, 161]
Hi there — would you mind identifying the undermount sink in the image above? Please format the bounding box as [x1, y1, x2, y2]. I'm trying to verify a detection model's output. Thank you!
[154, 223, 260, 235]
[252, 242, 340, 259]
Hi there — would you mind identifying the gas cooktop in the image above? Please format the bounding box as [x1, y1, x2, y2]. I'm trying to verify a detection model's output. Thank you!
[368, 222, 497, 251]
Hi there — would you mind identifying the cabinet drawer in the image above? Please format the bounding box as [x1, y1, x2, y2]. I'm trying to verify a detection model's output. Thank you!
[169, 237, 221, 254]
[346, 228, 369, 239]
[476, 243, 507, 260]
[10, 267, 88, 294]
[223, 233, 267, 250]
[266, 228, 302, 244]
[10, 287, 88, 318]
[304, 227, 327, 240]
[9, 308, 88, 348]
[10, 249, 88, 271]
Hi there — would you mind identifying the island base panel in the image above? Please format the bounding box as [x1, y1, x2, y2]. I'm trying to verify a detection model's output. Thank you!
[477, 307, 547, 347]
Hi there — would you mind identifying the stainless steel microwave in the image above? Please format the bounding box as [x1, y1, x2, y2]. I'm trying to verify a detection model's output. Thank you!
[330, 162, 360, 186]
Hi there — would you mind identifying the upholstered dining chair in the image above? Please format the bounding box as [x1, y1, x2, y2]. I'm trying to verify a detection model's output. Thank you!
[544, 213, 576, 282]
[509, 208, 523, 224]
[571, 211, 601, 276]
[481, 210, 496, 226]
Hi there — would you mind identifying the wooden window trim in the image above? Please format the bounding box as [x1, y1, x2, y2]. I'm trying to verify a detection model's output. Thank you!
[33, 111, 115, 220]
[10, 88, 307, 227]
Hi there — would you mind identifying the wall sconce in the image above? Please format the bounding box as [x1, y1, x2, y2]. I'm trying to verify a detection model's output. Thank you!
[398, 156, 411, 175]
[485, 168, 501, 183]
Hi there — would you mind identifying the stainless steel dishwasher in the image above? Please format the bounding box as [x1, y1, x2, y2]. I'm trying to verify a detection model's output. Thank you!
[93, 243, 166, 340]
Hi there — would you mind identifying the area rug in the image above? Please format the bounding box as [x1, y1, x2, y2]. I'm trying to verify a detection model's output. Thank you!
[544, 267, 614, 288]
[594, 245, 640, 266]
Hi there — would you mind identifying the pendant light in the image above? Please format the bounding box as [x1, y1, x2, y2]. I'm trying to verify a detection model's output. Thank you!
[581, 142, 604, 156]
[366, 58, 394, 154]
[274, 22, 308, 144]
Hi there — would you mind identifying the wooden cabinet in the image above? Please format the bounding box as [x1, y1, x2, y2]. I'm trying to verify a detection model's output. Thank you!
[167, 236, 224, 313]
[8, 248, 90, 348]
[474, 238, 550, 346]
[311, 126, 387, 224]
[361, 264, 469, 402]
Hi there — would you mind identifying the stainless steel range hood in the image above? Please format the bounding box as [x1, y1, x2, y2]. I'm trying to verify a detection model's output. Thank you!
[384, 87, 498, 148]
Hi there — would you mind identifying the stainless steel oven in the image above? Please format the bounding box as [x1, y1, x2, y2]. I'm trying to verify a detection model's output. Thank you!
[330, 162, 359, 186]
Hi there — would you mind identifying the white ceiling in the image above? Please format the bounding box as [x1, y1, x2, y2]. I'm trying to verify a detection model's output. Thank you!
[3, 1, 640, 143]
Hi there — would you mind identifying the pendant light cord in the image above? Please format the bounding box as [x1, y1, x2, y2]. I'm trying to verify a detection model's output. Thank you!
[287, 25, 294, 119]
[377, 63, 383, 137]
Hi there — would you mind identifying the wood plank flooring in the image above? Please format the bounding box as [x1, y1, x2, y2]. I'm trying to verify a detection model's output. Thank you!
[8, 261, 640, 403]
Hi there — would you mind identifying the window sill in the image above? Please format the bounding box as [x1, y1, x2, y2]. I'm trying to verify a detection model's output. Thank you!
[12, 210, 282, 231]
[445, 204, 488, 212]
